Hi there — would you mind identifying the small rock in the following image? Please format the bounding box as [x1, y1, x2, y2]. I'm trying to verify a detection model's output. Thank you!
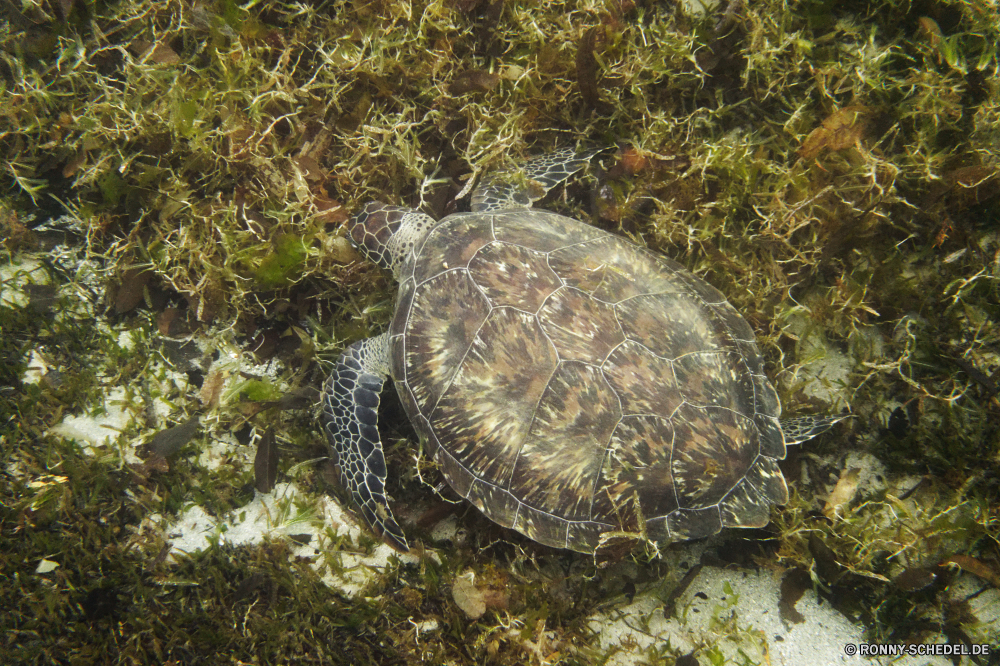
[451, 573, 509, 620]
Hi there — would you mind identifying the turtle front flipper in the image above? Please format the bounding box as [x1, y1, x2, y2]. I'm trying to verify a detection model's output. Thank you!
[472, 147, 606, 212]
[322, 333, 409, 551]
[780, 414, 849, 446]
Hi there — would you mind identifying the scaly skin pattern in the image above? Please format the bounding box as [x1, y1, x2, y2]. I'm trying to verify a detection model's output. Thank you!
[322, 333, 408, 550]
[324, 152, 842, 553]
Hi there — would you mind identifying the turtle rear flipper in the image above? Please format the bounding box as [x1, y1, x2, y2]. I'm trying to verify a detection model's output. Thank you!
[780, 414, 849, 446]
[322, 333, 409, 551]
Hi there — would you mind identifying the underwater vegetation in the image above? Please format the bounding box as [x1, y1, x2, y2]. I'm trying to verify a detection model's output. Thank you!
[1, 0, 998, 664]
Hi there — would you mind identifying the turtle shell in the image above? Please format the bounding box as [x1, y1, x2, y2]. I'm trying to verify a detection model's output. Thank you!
[388, 208, 787, 552]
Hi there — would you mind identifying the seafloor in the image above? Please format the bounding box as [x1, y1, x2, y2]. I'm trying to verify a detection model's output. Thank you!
[1, 1, 998, 664]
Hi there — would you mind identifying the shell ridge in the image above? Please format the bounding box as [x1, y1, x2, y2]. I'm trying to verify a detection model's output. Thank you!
[672, 264, 729, 307]
[544, 255, 569, 290]
[686, 281, 726, 307]
[675, 271, 758, 350]
[724, 322, 754, 343]
[400, 253, 418, 280]
[611, 288, 697, 306]
[532, 283, 566, 316]
[414, 214, 460, 260]
[590, 294, 622, 306]
[541, 254, 569, 296]
[667, 400, 687, 421]
[434, 439, 477, 499]
[414, 266, 482, 289]
[750, 370, 780, 419]
[613, 409, 685, 421]
[637, 243, 681, 270]
[530, 310, 561, 356]
[423, 300, 497, 419]
[392, 282, 415, 385]
[514, 305, 544, 317]
[614, 283, 701, 309]
[680, 403, 755, 426]
[500, 349, 561, 491]
[506, 494, 618, 524]
[399, 375, 425, 424]
[671, 348, 736, 363]
[535, 286, 622, 362]
[542, 233, 613, 257]
[718, 453, 773, 528]
[390, 279, 416, 411]
[717, 313, 755, 344]
[599, 340, 630, 369]
[543, 237, 625, 299]
[735, 354, 763, 416]
[393, 331, 406, 384]
[608, 305, 629, 363]
[586, 384, 625, 523]
[674, 404, 759, 507]
[466, 269, 495, 307]
[753, 383, 778, 424]
[463, 238, 499, 276]
[738, 454, 765, 494]
[620, 338, 686, 363]
[666, 426, 681, 527]
[599, 240, 683, 301]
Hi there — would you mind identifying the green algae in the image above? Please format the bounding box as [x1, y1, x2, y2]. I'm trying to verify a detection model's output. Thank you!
[252, 234, 310, 288]
[1, 0, 999, 663]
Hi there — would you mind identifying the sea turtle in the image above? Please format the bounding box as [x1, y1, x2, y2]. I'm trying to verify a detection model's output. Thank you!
[322, 149, 842, 554]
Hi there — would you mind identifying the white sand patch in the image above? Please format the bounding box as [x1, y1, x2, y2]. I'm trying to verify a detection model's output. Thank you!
[781, 312, 852, 406]
[429, 513, 465, 545]
[48, 386, 134, 454]
[118, 328, 139, 352]
[0, 256, 47, 308]
[38, 328, 420, 598]
[154, 482, 420, 597]
[679, 0, 719, 17]
[195, 430, 252, 471]
[22, 349, 50, 385]
[840, 450, 888, 498]
[587, 566, 962, 666]
[952, 574, 1000, 648]
[46, 349, 205, 466]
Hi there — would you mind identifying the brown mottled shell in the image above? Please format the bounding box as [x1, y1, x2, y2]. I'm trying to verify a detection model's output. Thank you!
[389, 209, 786, 553]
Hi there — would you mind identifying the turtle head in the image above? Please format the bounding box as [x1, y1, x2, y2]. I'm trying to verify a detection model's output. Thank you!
[348, 202, 435, 278]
